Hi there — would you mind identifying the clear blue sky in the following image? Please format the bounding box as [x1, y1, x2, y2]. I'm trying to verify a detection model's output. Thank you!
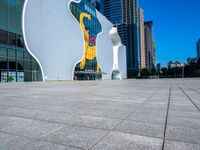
[139, 0, 200, 66]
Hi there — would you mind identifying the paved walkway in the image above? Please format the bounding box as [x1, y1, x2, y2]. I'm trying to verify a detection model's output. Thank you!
[0, 79, 200, 150]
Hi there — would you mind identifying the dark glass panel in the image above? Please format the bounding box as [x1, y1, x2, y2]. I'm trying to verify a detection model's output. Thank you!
[16, 35, 24, 48]
[8, 49, 16, 59]
[24, 51, 31, 60]
[0, 29, 7, 44]
[17, 49, 23, 59]
[0, 57, 8, 70]
[8, 32, 17, 46]
[32, 59, 38, 71]
[17, 59, 24, 71]
[8, 61, 16, 70]
[24, 60, 31, 71]
[24, 71, 32, 81]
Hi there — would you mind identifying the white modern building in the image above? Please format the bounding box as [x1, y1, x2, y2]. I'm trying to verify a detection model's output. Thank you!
[22, 0, 127, 81]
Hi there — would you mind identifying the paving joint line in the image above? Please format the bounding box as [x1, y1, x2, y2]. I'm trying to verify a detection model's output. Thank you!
[0, 104, 92, 116]
[0, 128, 84, 150]
[177, 83, 200, 112]
[113, 130, 164, 140]
[12, 125, 70, 150]
[88, 85, 164, 150]
[163, 137, 200, 146]
[0, 113, 112, 132]
[162, 81, 172, 150]
[184, 83, 200, 95]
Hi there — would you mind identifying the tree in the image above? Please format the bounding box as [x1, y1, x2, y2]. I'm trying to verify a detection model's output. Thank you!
[197, 58, 200, 69]
[150, 68, 156, 76]
[140, 68, 150, 78]
[161, 68, 168, 77]
[184, 65, 191, 77]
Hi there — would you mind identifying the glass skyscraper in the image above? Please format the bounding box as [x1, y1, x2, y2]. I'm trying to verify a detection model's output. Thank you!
[144, 21, 156, 69]
[99, 0, 122, 24]
[197, 39, 200, 58]
[98, 0, 139, 78]
[0, 0, 42, 82]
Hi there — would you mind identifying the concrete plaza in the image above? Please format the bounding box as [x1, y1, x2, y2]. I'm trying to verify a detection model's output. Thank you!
[0, 79, 200, 150]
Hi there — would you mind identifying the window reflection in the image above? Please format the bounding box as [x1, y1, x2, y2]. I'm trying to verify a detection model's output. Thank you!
[70, 0, 102, 80]
[0, 0, 42, 82]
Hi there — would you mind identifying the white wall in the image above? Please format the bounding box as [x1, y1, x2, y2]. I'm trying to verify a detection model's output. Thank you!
[119, 45, 127, 79]
[96, 11, 113, 80]
[23, 0, 127, 81]
[23, 0, 84, 80]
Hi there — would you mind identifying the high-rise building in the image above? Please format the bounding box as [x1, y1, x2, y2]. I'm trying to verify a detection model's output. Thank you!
[144, 21, 156, 69]
[197, 39, 200, 58]
[168, 61, 184, 69]
[138, 8, 146, 69]
[156, 63, 162, 72]
[187, 57, 198, 65]
[98, 0, 139, 78]
[87, 0, 96, 6]
[98, 0, 122, 24]
[152, 39, 156, 68]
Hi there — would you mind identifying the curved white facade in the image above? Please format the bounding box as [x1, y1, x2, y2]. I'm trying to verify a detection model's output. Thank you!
[23, 0, 127, 81]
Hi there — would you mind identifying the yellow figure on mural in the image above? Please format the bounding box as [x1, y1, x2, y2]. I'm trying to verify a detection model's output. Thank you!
[79, 12, 100, 72]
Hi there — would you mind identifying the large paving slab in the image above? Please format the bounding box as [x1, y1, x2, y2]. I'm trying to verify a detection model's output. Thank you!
[0, 79, 199, 149]
[91, 131, 163, 150]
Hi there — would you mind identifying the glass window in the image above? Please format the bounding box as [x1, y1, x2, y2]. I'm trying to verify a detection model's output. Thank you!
[32, 59, 38, 71]
[17, 71, 24, 82]
[8, 61, 16, 70]
[17, 50, 23, 59]
[17, 59, 24, 71]
[0, 0, 42, 83]
[24, 51, 31, 60]
[8, 4, 18, 33]
[1, 71, 8, 82]
[0, 29, 7, 44]
[37, 70, 42, 81]
[24, 71, 32, 81]
[16, 0, 25, 13]
[16, 35, 24, 48]
[8, 32, 17, 46]
[8, 49, 16, 59]
[0, 4, 8, 31]
[0, 56, 8, 70]
[24, 60, 31, 71]
[0, 47, 7, 57]
[32, 70, 38, 81]
[8, 71, 16, 82]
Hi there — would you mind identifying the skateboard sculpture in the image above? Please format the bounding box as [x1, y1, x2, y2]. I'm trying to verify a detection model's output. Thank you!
[109, 27, 122, 80]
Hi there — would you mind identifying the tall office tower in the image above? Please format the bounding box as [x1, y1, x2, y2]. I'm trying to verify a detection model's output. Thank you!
[138, 8, 146, 69]
[98, 0, 139, 78]
[144, 21, 156, 69]
[152, 39, 156, 68]
[197, 39, 200, 58]
[87, 0, 96, 6]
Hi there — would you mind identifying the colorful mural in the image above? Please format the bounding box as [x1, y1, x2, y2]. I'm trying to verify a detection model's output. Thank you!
[69, 0, 102, 80]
